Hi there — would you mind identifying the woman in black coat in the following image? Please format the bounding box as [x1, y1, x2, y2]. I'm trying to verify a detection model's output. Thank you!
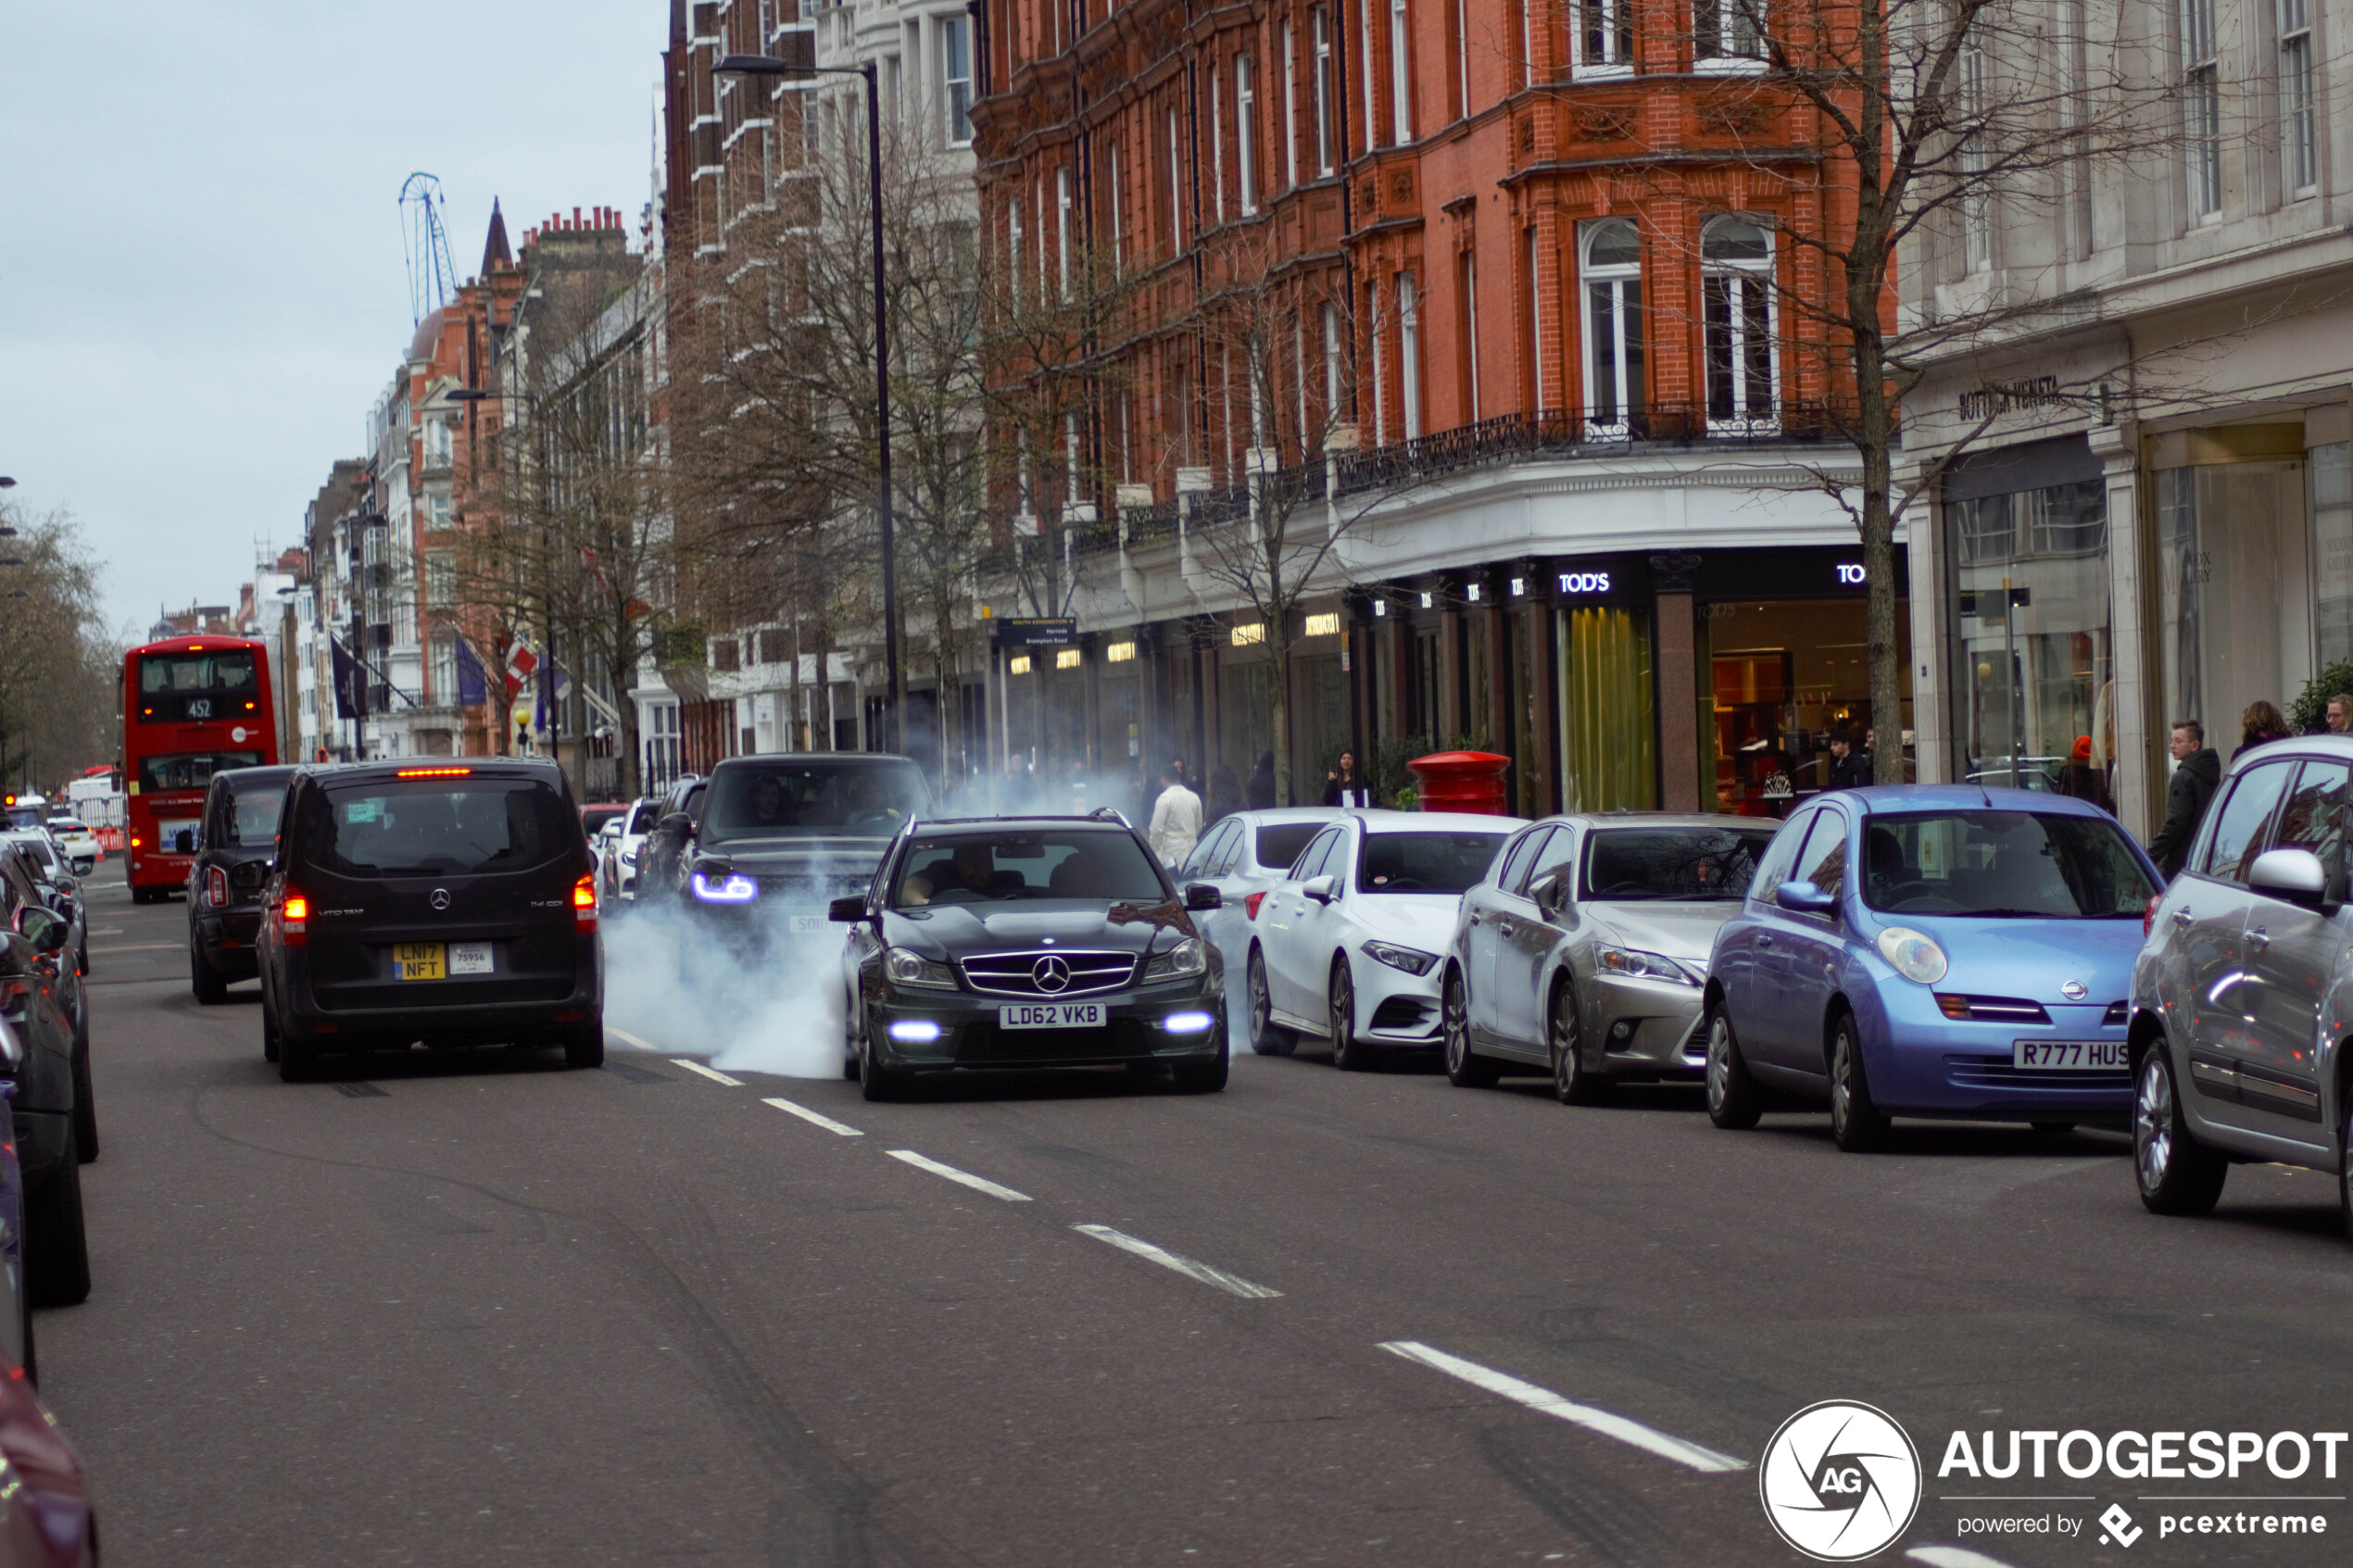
[1245, 750, 1277, 809]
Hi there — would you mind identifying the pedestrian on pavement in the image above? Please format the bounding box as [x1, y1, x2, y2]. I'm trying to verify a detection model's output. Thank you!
[1206, 764, 1242, 827]
[2146, 720, 2221, 877]
[2056, 735, 2105, 805]
[1246, 750, 1277, 809]
[2326, 693, 2353, 734]
[1147, 760, 1203, 867]
[1323, 750, 1378, 808]
[2234, 700, 2294, 761]
[1826, 732, 1870, 791]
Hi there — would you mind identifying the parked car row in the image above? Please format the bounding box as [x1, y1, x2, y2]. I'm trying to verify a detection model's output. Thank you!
[1181, 748, 2353, 1242]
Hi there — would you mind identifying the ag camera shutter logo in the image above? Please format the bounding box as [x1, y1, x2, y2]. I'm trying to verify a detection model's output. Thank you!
[1760, 1400, 1922, 1561]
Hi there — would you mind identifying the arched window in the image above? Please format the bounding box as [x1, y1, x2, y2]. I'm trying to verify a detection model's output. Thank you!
[1579, 219, 1642, 438]
[1702, 217, 1777, 432]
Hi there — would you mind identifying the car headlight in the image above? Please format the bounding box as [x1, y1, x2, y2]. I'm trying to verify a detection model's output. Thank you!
[884, 946, 958, 989]
[690, 872, 757, 903]
[1595, 946, 1699, 985]
[1144, 936, 1208, 980]
[620, 846, 638, 865]
[1876, 925, 1949, 985]
[1361, 940, 1438, 976]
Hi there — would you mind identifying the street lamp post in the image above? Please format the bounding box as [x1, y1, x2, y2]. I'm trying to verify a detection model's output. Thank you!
[714, 51, 902, 755]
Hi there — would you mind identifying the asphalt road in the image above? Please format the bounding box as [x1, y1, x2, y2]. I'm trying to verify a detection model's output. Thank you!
[44, 870, 2353, 1566]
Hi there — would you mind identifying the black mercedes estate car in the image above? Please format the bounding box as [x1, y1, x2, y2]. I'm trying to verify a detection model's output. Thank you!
[830, 812, 1227, 1099]
[257, 759, 602, 1080]
[188, 763, 299, 1004]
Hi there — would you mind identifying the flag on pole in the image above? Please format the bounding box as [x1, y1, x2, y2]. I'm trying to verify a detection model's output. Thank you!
[455, 637, 489, 706]
[330, 639, 364, 721]
[504, 636, 539, 701]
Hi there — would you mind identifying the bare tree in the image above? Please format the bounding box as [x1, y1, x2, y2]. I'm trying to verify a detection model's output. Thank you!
[1691, 0, 2183, 779]
[1179, 235, 1416, 806]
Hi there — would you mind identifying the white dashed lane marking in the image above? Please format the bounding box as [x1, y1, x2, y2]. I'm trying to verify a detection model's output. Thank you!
[1378, 1341, 1747, 1474]
[1071, 1224, 1280, 1298]
[885, 1149, 1032, 1202]
[762, 1097, 863, 1137]
[604, 1025, 659, 1051]
[669, 1059, 745, 1087]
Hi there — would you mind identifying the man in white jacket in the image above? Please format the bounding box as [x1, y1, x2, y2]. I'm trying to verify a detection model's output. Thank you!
[1147, 761, 1202, 868]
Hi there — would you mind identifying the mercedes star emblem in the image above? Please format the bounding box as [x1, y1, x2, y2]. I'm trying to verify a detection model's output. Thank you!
[1032, 955, 1072, 993]
[430, 888, 451, 911]
[2061, 979, 2087, 1000]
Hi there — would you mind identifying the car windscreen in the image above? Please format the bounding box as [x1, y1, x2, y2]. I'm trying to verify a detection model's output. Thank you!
[135, 649, 259, 722]
[298, 777, 575, 877]
[700, 762, 926, 844]
[2, 836, 57, 869]
[140, 751, 261, 793]
[893, 830, 1167, 907]
[222, 784, 285, 847]
[582, 807, 627, 835]
[1357, 831, 1510, 895]
[1861, 809, 2157, 918]
[1254, 822, 1323, 872]
[627, 801, 661, 834]
[1583, 827, 1779, 901]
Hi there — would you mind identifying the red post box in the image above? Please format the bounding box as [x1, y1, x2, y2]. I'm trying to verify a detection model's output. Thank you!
[1406, 751, 1512, 815]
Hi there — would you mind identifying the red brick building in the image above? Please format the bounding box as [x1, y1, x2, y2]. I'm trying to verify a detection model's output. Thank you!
[974, 0, 1909, 814]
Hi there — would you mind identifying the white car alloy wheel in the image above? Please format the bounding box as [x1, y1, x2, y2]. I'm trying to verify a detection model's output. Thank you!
[1551, 982, 1605, 1105]
[2133, 1043, 2226, 1215]
[2134, 1052, 2173, 1197]
[1441, 967, 1498, 1088]
[1705, 1008, 1762, 1129]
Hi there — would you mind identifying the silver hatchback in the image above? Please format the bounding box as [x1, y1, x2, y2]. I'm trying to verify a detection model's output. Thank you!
[1441, 813, 1780, 1100]
[2130, 738, 2353, 1231]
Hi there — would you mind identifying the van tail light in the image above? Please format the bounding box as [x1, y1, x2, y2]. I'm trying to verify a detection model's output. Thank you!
[573, 873, 598, 932]
[2144, 895, 2162, 937]
[1245, 891, 1268, 921]
[281, 890, 309, 947]
[206, 866, 229, 909]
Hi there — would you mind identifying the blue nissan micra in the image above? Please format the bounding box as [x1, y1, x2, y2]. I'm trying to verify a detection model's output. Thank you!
[1702, 784, 2161, 1149]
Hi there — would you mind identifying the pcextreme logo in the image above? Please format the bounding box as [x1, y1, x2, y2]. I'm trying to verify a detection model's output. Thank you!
[1760, 1400, 1924, 1562]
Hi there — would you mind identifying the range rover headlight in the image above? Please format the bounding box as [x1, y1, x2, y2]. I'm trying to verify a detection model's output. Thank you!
[691, 872, 758, 903]
[1876, 925, 1949, 985]
[1144, 936, 1207, 980]
[884, 946, 958, 989]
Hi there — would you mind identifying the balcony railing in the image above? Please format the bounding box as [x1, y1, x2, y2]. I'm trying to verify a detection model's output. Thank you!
[1071, 400, 1856, 554]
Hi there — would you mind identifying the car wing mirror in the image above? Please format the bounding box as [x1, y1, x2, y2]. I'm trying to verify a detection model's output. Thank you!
[1185, 883, 1223, 911]
[659, 812, 691, 837]
[17, 909, 67, 956]
[1774, 880, 1839, 915]
[2248, 847, 2331, 911]
[1302, 874, 1338, 904]
[827, 895, 871, 923]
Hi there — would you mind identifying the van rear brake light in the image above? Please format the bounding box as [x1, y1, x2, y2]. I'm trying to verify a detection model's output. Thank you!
[396, 767, 472, 779]
[206, 866, 229, 909]
[573, 873, 598, 931]
[281, 890, 309, 947]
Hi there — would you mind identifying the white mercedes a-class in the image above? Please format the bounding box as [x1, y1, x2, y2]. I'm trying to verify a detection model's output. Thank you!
[1243, 810, 1523, 1068]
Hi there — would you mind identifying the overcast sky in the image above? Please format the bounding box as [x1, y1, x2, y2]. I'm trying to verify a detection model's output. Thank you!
[1, 2, 666, 639]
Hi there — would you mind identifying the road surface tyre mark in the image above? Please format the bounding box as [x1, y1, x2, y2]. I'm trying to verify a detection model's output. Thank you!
[1529, 1321, 1839, 1442]
[595, 1209, 969, 1568]
[2073, 1297, 2347, 1370]
[1475, 1424, 1668, 1563]
[187, 1067, 555, 1242]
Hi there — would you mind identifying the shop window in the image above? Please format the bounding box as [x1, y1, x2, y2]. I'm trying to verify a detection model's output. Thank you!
[1558, 604, 1655, 811]
[2314, 444, 2353, 666]
[1711, 596, 1911, 814]
[1579, 219, 1642, 438]
[1702, 217, 1777, 433]
[1948, 470, 2109, 804]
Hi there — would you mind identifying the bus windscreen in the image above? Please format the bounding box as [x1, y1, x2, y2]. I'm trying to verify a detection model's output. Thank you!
[139, 752, 261, 793]
[136, 650, 259, 723]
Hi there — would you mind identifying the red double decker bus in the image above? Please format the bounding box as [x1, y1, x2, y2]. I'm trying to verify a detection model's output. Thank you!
[122, 636, 278, 903]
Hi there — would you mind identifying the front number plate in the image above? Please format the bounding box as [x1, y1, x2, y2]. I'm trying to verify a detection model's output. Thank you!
[1000, 1002, 1106, 1030]
[2012, 1039, 2128, 1071]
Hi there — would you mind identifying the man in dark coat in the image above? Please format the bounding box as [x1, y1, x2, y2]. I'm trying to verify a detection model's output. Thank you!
[2146, 720, 2221, 877]
[1826, 733, 1871, 791]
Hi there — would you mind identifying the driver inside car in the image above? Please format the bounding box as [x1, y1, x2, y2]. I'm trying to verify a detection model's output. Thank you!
[901, 842, 1005, 906]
